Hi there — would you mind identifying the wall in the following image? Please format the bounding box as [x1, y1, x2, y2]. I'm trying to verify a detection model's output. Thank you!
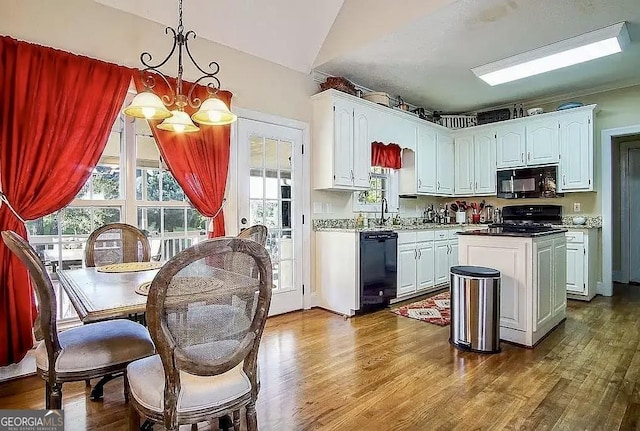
[0, 0, 318, 124]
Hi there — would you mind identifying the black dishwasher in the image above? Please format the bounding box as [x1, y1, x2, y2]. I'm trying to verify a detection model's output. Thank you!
[359, 231, 398, 312]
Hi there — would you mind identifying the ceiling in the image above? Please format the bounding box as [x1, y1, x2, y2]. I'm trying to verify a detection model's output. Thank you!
[93, 0, 640, 112]
[315, 0, 640, 112]
[93, 0, 344, 73]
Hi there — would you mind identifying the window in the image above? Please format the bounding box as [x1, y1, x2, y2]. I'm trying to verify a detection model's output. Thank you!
[353, 167, 399, 213]
[26, 106, 207, 322]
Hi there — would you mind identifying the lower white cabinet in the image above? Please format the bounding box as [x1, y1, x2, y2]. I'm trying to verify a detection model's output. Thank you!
[565, 230, 597, 301]
[396, 229, 457, 301]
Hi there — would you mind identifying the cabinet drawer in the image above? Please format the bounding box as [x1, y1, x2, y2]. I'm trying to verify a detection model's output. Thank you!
[434, 230, 449, 241]
[398, 232, 417, 245]
[416, 231, 435, 242]
[565, 232, 584, 243]
[447, 229, 462, 239]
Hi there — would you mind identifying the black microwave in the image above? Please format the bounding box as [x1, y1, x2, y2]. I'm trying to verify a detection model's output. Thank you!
[497, 166, 559, 199]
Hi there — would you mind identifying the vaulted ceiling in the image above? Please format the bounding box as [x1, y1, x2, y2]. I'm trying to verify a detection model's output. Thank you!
[94, 0, 640, 112]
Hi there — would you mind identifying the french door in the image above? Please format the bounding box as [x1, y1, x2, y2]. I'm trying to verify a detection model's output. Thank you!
[236, 118, 304, 315]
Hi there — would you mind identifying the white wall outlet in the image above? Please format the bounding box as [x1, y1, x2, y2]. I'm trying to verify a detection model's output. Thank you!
[573, 202, 581, 213]
[325, 203, 333, 214]
[313, 202, 324, 214]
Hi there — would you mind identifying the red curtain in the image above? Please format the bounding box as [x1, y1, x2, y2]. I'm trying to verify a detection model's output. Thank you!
[133, 75, 232, 238]
[0, 36, 132, 365]
[371, 142, 402, 169]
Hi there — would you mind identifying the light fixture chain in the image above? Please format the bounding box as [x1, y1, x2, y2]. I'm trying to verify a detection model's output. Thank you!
[177, 0, 184, 34]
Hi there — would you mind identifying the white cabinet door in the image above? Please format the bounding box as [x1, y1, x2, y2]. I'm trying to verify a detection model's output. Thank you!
[559, 112, 592, 191]
[474, 131, 497, 195]
[333, 99, 354, 187]
[526, 119, 560, 166]
[353, 106, 372, 189]
[437, 133, 455, 195]
[397, 243, 417, 296]
[449, 240, 458, 269]
[553, 238, 567, 315]
[454, 134, 474, 196]
[434, 241, 450, 285]
[496, 124, 526, 169]
[416, 241, 434, 291]
[566, 243, 585, 294]
[417, 125, 438, 193]
[535, 240, 554, 330]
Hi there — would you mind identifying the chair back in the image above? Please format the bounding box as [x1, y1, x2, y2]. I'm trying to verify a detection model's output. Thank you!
[85, 223, 151, 267]
[237, 225, 268, 247]
[1, 231, 60, 369]
[146, 237, 272, 424]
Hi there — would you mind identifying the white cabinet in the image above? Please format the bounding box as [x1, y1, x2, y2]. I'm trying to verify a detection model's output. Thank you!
[454, 130, 497, 196]
[416, 241, 435, 291]
[312, 90, 371, 190]
[437, 133, 455, 195]
[434, 240, 450, 285]
[559, 111, 593, 191]
[398, 123, 453, 197]
[398, 243, 418, 296]
[496, 124, 526, 169]
[565, 230, 597, 301]
[526, 118, 560, 166]
[454, 134, 474, 195]
[458, 233, 567, 347]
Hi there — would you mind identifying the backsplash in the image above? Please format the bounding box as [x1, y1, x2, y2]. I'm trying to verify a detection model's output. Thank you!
[560, 215, 602, 228]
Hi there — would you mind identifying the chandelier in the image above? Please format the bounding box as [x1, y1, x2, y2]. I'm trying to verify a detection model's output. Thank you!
[123, 0, 237, 132]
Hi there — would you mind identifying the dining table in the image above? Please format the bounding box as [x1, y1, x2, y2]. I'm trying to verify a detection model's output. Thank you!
[57, 267, 159, 324]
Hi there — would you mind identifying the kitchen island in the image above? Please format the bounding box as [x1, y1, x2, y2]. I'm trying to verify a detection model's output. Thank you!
[457, 228, 567, 347]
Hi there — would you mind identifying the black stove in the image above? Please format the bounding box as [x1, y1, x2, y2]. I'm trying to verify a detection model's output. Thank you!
[489, 205, 562, 233]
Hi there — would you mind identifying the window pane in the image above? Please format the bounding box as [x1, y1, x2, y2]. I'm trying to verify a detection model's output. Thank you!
[162, 171, 184, 202]
[61, 208, 91, 235]
[250, 135, 264, 168]
[250, 200, 264, 225]
[249, 170, 264, 199]
[264, 200, 279, 228]
[279, 141, 292, 170]
[265, 138, 278, 170]
[27, 214, 59, 236]
[92, 165, 120, 199]
[187, 209, 207, 234]
[281, 230, 293, 259]
[138, 207, 161, 235]
[141, 169, 160, 201]
[265, 174, 278, 199]
[164, 208, 185, 233]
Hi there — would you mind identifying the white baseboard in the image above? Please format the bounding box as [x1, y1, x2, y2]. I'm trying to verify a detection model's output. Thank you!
[305, 292, 320, 309]
[596, 281, 611, 296]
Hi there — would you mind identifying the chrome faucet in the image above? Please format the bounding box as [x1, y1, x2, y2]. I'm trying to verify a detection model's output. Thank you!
[380, 197, 389, 225]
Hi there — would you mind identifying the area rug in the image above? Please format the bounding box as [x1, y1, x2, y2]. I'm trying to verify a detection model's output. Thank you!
[391, 291, 451, 326]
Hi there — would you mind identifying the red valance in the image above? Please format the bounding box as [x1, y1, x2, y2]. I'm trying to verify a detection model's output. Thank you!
[371, 142, 402, 169]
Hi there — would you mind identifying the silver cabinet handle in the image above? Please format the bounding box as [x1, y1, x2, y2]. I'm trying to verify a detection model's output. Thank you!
[469, 182, 472, 190]
[418, 179, 422, 188]
[528, 152, 531, 161]
[475, 182, 478, 190]
[521, 153, 524, 162]
[437, 181, 441, 190]
[414, 249, 417, 259]
[418, 249, 422, 259]
[563, 175, 566, 186]
[350, 170, 354, 181]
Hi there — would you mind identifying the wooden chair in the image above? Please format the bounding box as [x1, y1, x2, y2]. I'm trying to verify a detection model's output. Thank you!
[126, 237, 272, 431]
[237, 225, 268, 247]
[1, 231, 155, 409]
[85, 223, 151, 267]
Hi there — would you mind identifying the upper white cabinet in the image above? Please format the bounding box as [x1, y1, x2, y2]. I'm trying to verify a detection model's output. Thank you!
[526, 118, 560, 166]
[437, 133, 455, 195]
[416, 125, 437, 193]
[312, 91, 371, 190]
[559, 111, 593, 191]
[454, 130, 496, 196]
[496, 124, 526, 169]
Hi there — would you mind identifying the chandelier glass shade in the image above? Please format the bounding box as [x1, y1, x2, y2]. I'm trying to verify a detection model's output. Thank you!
[123, 0, 236, 131]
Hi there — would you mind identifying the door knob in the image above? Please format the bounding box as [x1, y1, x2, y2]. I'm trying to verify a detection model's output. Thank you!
[240, 218, 248, 225]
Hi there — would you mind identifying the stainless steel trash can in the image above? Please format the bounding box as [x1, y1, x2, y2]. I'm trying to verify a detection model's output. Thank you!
[450, 265, 501, 354]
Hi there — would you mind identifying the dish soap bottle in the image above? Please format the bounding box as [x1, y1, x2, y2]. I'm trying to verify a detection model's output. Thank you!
[356, 212, 364, 229]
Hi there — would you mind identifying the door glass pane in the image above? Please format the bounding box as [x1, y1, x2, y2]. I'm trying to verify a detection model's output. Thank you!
[250, 200, 264, 225]
[279, 260, 293, 291]
[264, 200, 279, 228]
[264, 174, 278, 200]
[279, 141, 292, 169]
[249, 136, 263, 168]
[280, 230, 293, 259]
[265, 138, 278, 170]
[249, 170, 264, 199]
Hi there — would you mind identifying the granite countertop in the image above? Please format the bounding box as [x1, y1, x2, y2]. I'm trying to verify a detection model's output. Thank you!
[314, 223, 490, 233]
[458, 228, 569, 238]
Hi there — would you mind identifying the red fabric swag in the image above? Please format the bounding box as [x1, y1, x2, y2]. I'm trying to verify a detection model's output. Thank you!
[371, 142, 402, 169]
[133, 75, 231, 238]
[0, 36, 132, 365]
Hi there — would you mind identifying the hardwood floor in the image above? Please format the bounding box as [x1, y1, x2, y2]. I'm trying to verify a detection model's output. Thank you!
[2, 284, 640, 430]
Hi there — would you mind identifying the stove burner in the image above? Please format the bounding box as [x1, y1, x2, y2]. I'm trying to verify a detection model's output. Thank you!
[489, 223, 558, 233]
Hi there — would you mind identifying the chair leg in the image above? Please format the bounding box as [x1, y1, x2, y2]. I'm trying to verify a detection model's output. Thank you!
[85, 379, 91, 387]
[232, 410, 241, 431]
[128, 402, 140, 431]
[123, 370, 129, 402]
[191, 424, 198, 431]
[246, 402, 258, 431]
[48, 383, 62, 410]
